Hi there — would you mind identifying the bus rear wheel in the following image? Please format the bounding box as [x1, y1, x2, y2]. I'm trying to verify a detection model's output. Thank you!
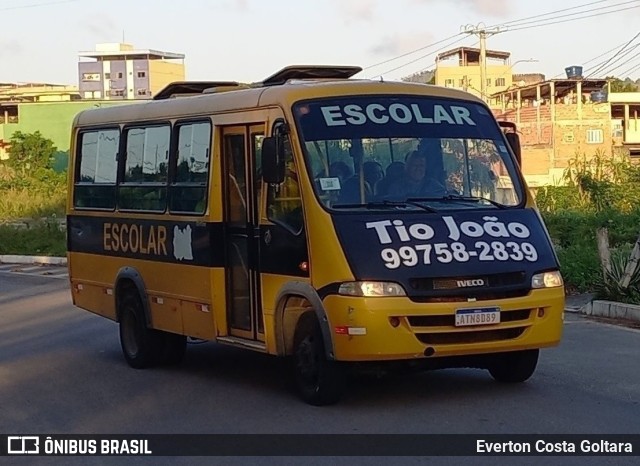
[488, 349, 539, 383]
[118, 293, 163, 369]
[293, 313, 346, 406]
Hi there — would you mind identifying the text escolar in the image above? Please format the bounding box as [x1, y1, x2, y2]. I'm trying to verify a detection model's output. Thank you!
[103, 223, 168, 256]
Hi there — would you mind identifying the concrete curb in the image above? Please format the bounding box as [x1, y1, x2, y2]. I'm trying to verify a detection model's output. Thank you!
[564, 306, 583, 314]
[0, 255, 67, 266]
[583, 300, 640, 323]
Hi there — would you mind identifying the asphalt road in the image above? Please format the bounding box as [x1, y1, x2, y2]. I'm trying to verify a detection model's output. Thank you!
[1, 267, 639, 465]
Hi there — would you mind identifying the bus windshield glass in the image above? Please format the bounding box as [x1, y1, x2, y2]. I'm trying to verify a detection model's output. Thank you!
[293, 96, 523, 210]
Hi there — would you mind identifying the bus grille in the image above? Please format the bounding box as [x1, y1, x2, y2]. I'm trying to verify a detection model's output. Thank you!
[411, 271, 526, 290]
[409, 289, 529, 303]
[416, 327, 526, 345]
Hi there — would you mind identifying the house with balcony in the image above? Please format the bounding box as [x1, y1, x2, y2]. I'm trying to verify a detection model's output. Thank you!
[78, 43, 185, 100]
[434, 47, 513, 99]
[609, 92, 640, 157]
[491, 77, 618, 187]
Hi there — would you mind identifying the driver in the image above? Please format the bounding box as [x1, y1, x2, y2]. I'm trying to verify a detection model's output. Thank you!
[387, 150, 447, 198]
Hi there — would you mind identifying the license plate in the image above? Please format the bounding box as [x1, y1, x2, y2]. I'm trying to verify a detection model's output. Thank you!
[455, 307, 500, 327]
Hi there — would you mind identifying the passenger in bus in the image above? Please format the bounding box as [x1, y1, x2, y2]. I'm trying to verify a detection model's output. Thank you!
[337, 161, 382, 204]
[376, 161, 405, 198]
[328, 161, 353, 185]
[363, 161, 384, 195]
[387, 150, 447, 198]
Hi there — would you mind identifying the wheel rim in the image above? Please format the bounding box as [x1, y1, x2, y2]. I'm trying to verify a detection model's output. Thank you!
[121, 310, 140, 357]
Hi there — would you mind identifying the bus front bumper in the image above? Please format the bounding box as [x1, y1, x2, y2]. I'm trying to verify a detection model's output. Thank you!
[322, 288, 564, 362]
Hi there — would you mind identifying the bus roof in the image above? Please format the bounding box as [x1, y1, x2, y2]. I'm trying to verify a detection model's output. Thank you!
[73, 79, 486, 127]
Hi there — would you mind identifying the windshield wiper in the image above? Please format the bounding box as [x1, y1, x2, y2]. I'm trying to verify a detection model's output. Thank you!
[333, 200, 438, 212]
[445, 194, 507, 209]
[406, 195, 507, 209]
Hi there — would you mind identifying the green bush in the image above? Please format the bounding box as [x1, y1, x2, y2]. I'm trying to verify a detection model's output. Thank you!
[535, 186, 582, 213]
[1, 132, 68, 220]
[542, 208, 640, 295]
[554, 242, 602, 293]
[593, 248, 640, 304]
[0, 221, 66, 256]
[0, 173, 67, 219]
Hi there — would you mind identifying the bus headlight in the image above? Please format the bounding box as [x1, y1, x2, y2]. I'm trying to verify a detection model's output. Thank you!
[338, 281, 407, 297]
[532, 271, 564, 289]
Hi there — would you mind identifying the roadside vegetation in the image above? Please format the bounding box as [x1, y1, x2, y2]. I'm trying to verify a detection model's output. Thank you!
[0, 131, 67, 256]
[537, 150, 640, 303]
[0, 221, 66, 256]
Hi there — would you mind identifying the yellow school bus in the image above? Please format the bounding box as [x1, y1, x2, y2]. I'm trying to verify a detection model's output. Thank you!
[67, 66, 564, 405]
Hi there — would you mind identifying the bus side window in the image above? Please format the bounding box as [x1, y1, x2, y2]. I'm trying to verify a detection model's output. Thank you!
[169, 121, 211, 215]
[119, 124, 170, 212]
[74, 128, 119, 210]
[267, 136, 303, 234]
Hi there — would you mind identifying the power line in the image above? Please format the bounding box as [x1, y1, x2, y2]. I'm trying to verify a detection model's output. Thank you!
[370, 35, 472, 78]
[583, 41, 636, 67]
[362, 33, 464, 71]
[603, 49, 640, 76]
[411, 40, 480, 75]
[496, 0, 639, 30]
[586, 31, 640, 77]
[617, 59, 640, 77]
[549, 39, 636, 78]
[363, 1, 616, 74]
[506, 3, 640, 32]
[364, 0, 640, 80]
[489, 0, 610, 27]
[588, 42, 640, 77]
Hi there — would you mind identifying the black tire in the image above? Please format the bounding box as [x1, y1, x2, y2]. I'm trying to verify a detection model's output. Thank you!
[293, 313, 346, 406]
[158, 333, 187, 366]
[488, 349, 539, 383]
[118, 293, 163, 369]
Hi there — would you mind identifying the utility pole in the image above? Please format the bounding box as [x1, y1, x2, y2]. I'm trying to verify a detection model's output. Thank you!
[461, 24, 503, 102]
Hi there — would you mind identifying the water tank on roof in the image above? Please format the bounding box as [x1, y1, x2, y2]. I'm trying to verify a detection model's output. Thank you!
[565, 66, 583, 79]
[590, 90, 608, 103]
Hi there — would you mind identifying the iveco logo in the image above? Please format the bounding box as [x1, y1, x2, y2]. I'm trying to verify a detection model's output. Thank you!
[456, 279, 485, 288]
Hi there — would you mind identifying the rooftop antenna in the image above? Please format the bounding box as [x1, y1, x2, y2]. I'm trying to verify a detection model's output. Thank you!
[122, 30, 125, 43]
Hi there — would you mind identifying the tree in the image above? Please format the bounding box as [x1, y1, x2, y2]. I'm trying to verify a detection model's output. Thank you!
[402, 70, 435, 85]
[606, 76, 638, 93]
[4, 131, 57, 175]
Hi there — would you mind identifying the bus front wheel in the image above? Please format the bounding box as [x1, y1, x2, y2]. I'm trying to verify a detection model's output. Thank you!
[292, 313, 346, 406]
[118, 293, 163, 369]
[488, 349, 539, 383]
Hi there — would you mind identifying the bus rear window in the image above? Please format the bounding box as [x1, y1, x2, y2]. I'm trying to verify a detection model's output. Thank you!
[74, 128, 119, 209]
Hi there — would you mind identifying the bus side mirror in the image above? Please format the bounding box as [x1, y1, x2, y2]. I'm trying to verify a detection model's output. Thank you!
[505, 132, 522, 167]
[262, 136, 285, 184]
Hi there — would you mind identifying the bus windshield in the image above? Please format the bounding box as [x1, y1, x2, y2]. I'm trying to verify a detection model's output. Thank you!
[293, 96, 523, 210]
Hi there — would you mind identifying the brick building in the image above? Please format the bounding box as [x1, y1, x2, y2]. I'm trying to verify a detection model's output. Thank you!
[491, 78, 612, 187]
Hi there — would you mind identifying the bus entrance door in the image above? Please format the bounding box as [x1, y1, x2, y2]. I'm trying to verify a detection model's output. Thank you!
[222, 125, 265, 342]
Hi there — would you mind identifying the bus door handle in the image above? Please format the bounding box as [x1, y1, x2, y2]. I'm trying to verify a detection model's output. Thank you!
[263, 228, 273, 246]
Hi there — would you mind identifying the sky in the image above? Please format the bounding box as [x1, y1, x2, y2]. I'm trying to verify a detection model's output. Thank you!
[1, 0, 640, 85]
